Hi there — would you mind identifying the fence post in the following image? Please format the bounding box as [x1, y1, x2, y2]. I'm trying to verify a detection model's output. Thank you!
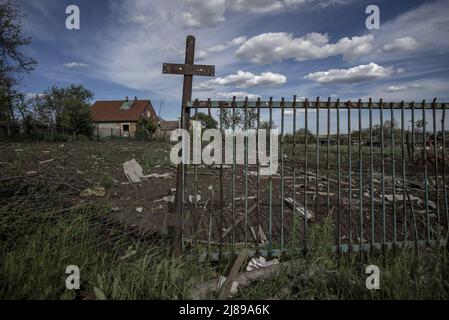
[111, 128, 113, 141]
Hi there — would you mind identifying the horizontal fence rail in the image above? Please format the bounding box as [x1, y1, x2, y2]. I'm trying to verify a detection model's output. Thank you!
[177, 97, 449, 262]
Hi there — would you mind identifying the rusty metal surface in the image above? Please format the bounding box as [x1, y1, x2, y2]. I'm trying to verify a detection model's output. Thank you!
[162, 63, 215, 77]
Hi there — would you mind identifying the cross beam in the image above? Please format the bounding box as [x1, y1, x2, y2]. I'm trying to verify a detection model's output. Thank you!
[162, 35, 215, 255]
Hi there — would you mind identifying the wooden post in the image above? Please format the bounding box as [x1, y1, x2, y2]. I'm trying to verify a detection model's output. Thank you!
[162, 35, 215, 255]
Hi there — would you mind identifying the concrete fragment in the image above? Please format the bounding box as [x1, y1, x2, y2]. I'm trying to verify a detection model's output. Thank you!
[123, 159, 145, 183]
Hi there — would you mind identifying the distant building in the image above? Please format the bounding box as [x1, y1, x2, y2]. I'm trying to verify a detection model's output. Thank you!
[90, 97, 157, 137]
[157, 120, 180, 138]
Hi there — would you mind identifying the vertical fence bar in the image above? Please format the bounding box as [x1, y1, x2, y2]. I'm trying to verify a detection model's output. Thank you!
[432, 99, 440, 224]
[411, 102, 415, 162]
[207, 99, 213, 259]
[181, 103, 186, 252]
[369, 98, 375, 251]
[244, 97, 249, 247]
[304, 99, 309, 253]
[347, 100, 352, 255]
[422, 100, 430, 245]
[358, 99, 363, 260]
[256, 98, 261, 251]
[316, 97, 320, 225]
[231, 96, 237, 255]
[401, 101, 408, 243]
[269, 97, 273, 255]
[380, 99, 386, 261]
[442, 104, 449, 233]
[194, 99, 199, 245]
[219, 99, 224, 263]
[292, 95, 297, 254]
[280, 98, 285, 251]
[327, 98, 331, 214]
[390, 102, 397, 255]
[336, 99, 341, 257]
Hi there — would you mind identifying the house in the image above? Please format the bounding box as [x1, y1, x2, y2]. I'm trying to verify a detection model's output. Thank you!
[90, 97, 157, 137]
[156, 119, 180, 138]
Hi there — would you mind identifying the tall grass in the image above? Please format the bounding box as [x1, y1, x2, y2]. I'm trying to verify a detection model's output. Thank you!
[237, 216, 449, 299]
[0, 204, 213, 300]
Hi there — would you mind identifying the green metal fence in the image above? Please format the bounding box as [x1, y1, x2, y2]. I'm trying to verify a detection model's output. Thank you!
[176, 97, 448, 262]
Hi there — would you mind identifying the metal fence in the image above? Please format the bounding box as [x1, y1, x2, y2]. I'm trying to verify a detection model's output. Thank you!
[175, 97, 448, 262]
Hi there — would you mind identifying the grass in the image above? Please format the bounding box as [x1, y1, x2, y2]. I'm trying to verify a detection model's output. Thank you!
[0, 190, 214, 300]
[236, 215, 449, 300]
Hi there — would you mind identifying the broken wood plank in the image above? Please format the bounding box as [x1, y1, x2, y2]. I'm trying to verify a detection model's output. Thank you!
[218, 249, 248, 300]
[284, 197, 314, 221]
[222, 203, 257, 238]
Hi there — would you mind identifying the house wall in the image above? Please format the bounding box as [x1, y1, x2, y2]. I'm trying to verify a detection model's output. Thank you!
[96, 122, 137, 138]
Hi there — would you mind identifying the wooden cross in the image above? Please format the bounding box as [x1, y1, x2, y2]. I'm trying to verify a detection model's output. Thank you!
[162, 35, 215, 254]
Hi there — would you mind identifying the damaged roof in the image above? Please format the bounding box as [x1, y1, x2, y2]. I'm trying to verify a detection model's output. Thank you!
[90, 100, 157, 122]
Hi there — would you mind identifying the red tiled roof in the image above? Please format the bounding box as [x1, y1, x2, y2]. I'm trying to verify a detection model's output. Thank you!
[90, 100, 157, 122]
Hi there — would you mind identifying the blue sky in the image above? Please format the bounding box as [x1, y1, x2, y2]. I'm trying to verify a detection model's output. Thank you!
[18, 0, 449, 127]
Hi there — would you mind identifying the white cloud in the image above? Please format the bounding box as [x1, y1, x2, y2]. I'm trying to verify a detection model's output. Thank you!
[383, 36, 421, 52]
[364, 0, 449, 63]
[181, 0, 355, 28]
[216, 91, 260, 99]
[385, 84, 424, 92]
[227, 0, 353, 13]
[63, 62, 90, 69]
[195, 70, 287, 90]
[304, 63, 398, 84]
[196, 36, 247, 61]
[235, 32, 374, 64]
[181, 0, 226, 27]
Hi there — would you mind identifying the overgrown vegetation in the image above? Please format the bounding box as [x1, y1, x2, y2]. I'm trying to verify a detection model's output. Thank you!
[237, 216, 449, 300]
[0, 185, 213, 299]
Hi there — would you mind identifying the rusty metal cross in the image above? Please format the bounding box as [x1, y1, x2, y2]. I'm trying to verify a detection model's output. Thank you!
[162, 35, 215, 254]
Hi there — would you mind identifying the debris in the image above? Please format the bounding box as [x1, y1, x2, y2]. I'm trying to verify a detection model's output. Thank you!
[246, 256, 279, 272]
[218, 249, 248, 299]
[428, 200, 437, 210]
[136, 207, 144, 213]
[26, 171, 37, 175]
[191, 260, 290, 300]
[216, 276, 239, 295]
[118, 250, 137, 261]
[258, 225, 268, 244]
[234, 196, 257, 201]
[189, 194, 202, 203]
[250, 227, 258, 242]
[80, 186, 105, 197]
[39, 158, 54, 165]
[384, 194, 421, 203]
[146, 173, 172, 179]
[153, 195, 175, 203]
[111, 207, 120, 212]
[284, 198, 314, 220]
[123, 159, 145, 183]
[222, 203, 257, 238]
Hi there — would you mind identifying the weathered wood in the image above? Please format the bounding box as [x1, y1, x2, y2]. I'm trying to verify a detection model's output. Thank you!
[163, 63, 215, 76]
[218, 249, 248, 300]
[222, 203, 257, 238]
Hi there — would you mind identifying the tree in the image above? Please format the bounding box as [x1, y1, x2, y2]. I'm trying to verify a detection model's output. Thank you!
[136, 116, 157, 140]
[259, 121, 277, 130]
[193, 112, 217, 129]
[0, 0, 36, 125]
[219, 108, 257, 130]
[32, 85, 94, 136]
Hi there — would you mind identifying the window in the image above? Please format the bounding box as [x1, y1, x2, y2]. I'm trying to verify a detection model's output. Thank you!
[122, 124, 130, 132]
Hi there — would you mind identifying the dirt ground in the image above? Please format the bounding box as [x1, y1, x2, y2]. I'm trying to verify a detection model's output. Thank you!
[0, 140, 447, 252]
